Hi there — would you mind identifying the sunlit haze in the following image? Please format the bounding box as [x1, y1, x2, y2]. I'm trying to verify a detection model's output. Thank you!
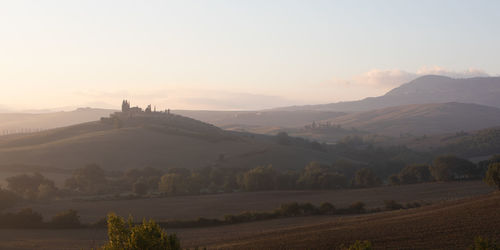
[1, 0, 499, 111]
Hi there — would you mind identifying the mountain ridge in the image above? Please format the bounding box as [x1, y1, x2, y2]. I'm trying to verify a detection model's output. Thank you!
[275, 75, 500, 112]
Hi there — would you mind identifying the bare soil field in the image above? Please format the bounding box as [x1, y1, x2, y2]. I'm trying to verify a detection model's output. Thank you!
[1, 190, 498, 249]
[215, 192, 500, 249]
[0, 181, 495, 249]
[15, 180, 492, 223]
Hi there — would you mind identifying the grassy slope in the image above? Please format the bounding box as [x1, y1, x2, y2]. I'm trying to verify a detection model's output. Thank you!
[215, 192, 500, 249]
[0, 112, 339, 171]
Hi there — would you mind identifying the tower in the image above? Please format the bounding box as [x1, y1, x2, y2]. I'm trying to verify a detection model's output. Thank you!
[122, 100, 130, 112]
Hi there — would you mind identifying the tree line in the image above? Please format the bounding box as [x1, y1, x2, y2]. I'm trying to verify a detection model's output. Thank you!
[1, 154, 498, 206]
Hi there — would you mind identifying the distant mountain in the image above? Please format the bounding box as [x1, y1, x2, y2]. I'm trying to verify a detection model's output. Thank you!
[0, 112, 341, 171]
[277, 75, 500, 112]
[0, 108, 116, 133]
[322, 102, 500, 136]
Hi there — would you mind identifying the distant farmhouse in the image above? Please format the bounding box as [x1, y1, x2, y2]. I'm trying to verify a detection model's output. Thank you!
[121, 100, 169, 114]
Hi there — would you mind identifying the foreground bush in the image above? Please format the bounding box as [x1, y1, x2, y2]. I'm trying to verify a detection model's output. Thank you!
[343, 240, 372, 250]
[470, 236, 500, 250]
[102, 213, 180, 250]
[484, 163, 500, 190]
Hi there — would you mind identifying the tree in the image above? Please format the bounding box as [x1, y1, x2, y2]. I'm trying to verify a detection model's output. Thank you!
[0, 188, 20, 210]
[102, 213, 180, 250]
[65, 164, 107, 194]
[297, 162, 348, 189]
[158, 173, 188, 195]
[484, 163, 500, 190]
[398, 164, 432, 184]
[353, 168, 381, 188]
[430, 155, 477, 181]
[240, 165, 277, 191]
[6, 173, 57, 200]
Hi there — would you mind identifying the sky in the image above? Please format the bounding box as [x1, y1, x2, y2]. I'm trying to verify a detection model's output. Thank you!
[1, 0, 499, 111]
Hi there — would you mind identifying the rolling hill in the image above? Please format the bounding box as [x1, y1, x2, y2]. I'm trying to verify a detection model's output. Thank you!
[278, 75, 500, 112]
[320, 102, 500, 137]
[0, 111, 341, 171]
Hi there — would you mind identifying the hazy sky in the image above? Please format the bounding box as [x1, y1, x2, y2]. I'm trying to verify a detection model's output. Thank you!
[1, 0, 499, 111]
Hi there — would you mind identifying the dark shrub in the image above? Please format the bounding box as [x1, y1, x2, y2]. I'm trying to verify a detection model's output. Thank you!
[383, 200, 404, 210]
[348, 202, 366, 213]
[0, 208, 44, 228]
[278, 202, 301, 216]
[405, 202, 421, 209]
[0, 188, 20, 210]
[319, 202, 336, 215]
[50, 209, 81, 228]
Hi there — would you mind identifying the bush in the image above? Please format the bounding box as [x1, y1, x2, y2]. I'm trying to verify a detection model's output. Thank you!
[343, 240, 372, 250]
[405, 202, 421, 209]
[0, 208, 44, 229]
[484, 163, 500, 190]
[470, 236, 500, 250]
[102, 213, 180, 250]
[348, 202, 366, 213]
[50, 209, 81, 228]
[278, 202, 301, 216]
[319, 202, 336, 215]
[384, 200, 404, 210]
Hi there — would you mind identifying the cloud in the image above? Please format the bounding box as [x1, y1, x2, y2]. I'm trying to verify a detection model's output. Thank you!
[352, 69, 417, 87]
[416, 66, 489, 78]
